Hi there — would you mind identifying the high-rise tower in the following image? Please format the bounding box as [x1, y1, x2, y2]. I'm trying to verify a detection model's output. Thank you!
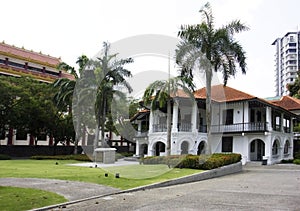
[272, 32, 300, 96]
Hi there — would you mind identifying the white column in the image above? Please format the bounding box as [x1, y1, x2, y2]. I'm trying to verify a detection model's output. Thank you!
[281, 113, 284, 132]
[266, 106, 272, 131]
[149, 111, 154, 133]
[290, 117, 293, 132]
[137, 121, 142, 135]
[192, 102, 197, 132]
[135, 140, 140, 156]
[172, 101, 178, 132]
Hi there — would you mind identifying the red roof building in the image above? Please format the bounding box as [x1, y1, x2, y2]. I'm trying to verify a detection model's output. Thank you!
[0, 42, 74, 82]
[269, 95, 300, 115]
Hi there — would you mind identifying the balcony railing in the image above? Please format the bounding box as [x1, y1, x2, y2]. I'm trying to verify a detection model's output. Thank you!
[153, 124, 167, 132]
[152, 123, 193, 132]
[149, 121, 292, 134]
[211, 122, 269, 133]
[198, 125, 207, 133]
[135, 131, 149, 137]
[178, 123, 192, 132]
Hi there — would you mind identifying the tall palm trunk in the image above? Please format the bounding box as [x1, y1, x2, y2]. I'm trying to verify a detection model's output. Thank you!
[205, 69, 212, 155]
[101, 97, 106, 147]
[74, 108, 81, 155]
[166, 98, 172, 156]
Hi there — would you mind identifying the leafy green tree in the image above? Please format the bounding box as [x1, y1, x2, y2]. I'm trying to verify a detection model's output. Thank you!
[287, 70, 300, 98]
[0, 76, 72, 145]
[143, 76, 195, 156]
[0, 76, 24, 139]
[177, 2, 248, 154]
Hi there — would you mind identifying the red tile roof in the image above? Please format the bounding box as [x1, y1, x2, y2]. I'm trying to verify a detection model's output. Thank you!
[194, 85, 256, 102]
[269, 95, 300, 111]
[130, 109, 150, 121]
[171, 89, 194, 98]
[0, 42, 61, 66]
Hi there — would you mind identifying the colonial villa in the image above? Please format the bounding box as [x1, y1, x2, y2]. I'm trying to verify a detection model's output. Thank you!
[131, 85, 300, 165]
[0, 42, 74, 146]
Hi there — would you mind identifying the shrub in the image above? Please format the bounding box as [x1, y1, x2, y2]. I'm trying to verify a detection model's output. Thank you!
[0, 154, 11, 160]
[281, 159, 294, 164]
[115, 152, 135, 160]
[142, 156, 166, 165]
[294, 152, 300, 160]
[178, 155, 201, 169]
[30, 154, 91, 161]
[141, 153, 241, 170]
[293, 159, 300, 165]
[120, 152, 134, 157]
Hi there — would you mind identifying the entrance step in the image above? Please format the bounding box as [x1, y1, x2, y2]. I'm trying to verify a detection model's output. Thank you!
[245, 161, 263, 166]
[123, 156, 140, 162]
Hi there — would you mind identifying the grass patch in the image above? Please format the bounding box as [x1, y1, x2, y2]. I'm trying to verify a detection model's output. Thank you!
[0, 186, 67, 211]
[0, 159, 201, 190]
[104, 164, 183, 179]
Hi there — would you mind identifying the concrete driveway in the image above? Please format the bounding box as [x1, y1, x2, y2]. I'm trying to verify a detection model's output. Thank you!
[57, 163, 300, 211]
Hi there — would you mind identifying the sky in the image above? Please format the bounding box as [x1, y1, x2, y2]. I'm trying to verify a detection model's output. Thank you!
[1, 0, 300, 98]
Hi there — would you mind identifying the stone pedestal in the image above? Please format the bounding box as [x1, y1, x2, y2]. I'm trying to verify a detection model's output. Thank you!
[94, 148, 116, 164]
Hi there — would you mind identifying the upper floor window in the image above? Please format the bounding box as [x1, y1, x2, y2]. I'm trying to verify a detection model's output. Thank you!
[223, 109, 233, 125]
[0, 59, 5, 65]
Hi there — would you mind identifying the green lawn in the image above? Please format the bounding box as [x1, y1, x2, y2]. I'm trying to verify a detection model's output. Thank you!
[0, 159, 202, 189]
[104, 164, 178, 179]
[0, 186, 67, 211]
[0, 159, 202, 211]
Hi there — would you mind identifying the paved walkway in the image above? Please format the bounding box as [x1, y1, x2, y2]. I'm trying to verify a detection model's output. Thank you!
[0, 159, 140, 201]
[1, 162, 300, 210]
[55, 163, 300, 211]
[0, 178, 120, 201]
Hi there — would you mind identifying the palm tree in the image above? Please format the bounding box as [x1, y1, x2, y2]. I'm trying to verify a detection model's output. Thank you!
[53, 55, 89, 111]
[143, 76, 195, 156]
[93, 42, 133, 147]
[176, 2, 248, 154]
[53, 55, 89, 154]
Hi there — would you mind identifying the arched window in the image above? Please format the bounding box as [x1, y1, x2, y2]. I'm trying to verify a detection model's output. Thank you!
[272, 140, 280, 156]
[181, 141, 189, 155]
[284, 140, 290, 154]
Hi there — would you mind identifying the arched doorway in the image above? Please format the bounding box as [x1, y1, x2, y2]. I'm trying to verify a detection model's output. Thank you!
[250, 139, 265, 161]
[140, 144, 148, 157]
[284, 140, 290, 155]
[154, 141, 165, 156]
[272, 139, 280, 156]
[197, 141, 206, 155]
[181, 141, 189, 155]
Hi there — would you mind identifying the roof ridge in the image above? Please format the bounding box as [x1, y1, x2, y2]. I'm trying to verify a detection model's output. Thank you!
[0, 42, 61, 60]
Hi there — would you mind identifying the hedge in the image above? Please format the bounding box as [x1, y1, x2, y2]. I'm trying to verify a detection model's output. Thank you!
[0, 154, 11, 160]
[30, 154, 92, 162]
[294, 152, 300, 160]
[293, 159, 300, 165]
[141, 153, 242, 170]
